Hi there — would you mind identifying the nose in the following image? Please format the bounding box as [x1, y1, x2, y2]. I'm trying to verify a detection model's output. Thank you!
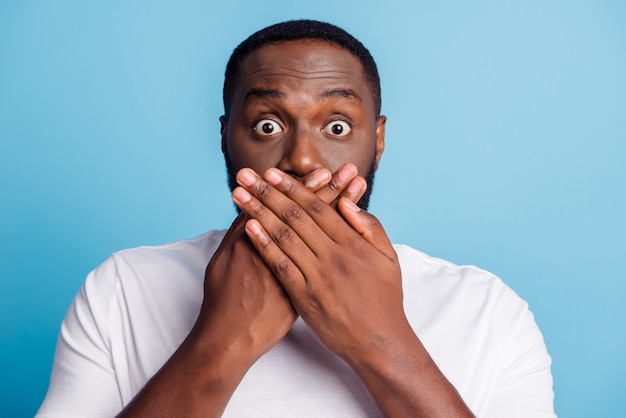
[277, 126, 324, 179]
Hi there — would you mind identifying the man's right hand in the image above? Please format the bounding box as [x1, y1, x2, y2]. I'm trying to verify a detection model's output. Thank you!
[194, 163, 367, 367]
[195, 212, 297, 367]
[117, 164, 367, 418]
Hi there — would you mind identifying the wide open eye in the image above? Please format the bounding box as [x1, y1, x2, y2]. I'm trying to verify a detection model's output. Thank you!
[323, 120, 351, 137]
[254, 119, 283, 136]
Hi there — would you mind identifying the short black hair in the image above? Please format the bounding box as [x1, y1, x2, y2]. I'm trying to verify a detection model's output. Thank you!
[222, 19, 381, 117]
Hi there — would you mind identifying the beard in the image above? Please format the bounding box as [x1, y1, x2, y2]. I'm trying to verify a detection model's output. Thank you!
[224, 153, 377, 212]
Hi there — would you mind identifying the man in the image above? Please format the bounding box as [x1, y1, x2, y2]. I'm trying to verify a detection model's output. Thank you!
[37, 20, 555, 417]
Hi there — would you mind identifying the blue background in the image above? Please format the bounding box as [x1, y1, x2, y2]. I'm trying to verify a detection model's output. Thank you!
[1, 1, 624, 416]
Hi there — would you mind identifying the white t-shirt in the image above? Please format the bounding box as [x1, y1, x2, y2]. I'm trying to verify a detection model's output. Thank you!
[37, 230, 555, 417]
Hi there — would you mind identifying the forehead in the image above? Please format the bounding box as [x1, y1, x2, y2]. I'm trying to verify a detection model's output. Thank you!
[234, 40, 371, 101]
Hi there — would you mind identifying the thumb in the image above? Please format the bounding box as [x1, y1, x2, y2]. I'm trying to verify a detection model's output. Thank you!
[337, 197, 396, 260]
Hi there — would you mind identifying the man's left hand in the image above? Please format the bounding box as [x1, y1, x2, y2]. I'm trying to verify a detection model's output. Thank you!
[231, 167, 411, 366]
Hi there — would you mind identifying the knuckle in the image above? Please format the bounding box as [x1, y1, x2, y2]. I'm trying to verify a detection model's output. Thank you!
[366, 214, 381, 227]
[325, 180, 340, 194]
[273, 226, 292, 242]
[250, 202, 265, 217]
[307, 198, 324, 215]
[276, 259, 290, 275]
[332, 258, 349, 275]
[283, 205, 303, 222]
[304, 291, 322, 313]
[254, 182, 271, 198]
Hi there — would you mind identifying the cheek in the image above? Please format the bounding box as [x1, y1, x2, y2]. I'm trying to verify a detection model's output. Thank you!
[339, 123, 379, 176]
[336, 142, 377, 177]
[226, 138, 282, 174]
[306, 146, 375, 180]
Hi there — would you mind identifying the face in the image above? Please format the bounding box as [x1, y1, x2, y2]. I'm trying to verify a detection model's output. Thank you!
[221, 40, 386, 209]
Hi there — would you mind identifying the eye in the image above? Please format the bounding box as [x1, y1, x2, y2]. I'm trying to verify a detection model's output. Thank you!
[254, 119, 283, 136]
[323, 120, 351, 137]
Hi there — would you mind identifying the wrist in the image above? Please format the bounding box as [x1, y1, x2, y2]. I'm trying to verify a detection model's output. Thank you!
[181, 320, 256, 395]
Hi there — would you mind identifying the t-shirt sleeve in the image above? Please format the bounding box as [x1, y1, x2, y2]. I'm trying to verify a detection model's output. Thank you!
[36, 257, 124, 418]
[484, 296, 556, 418]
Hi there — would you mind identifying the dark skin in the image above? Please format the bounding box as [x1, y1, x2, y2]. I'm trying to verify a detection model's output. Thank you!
[118, 40, 474, 417]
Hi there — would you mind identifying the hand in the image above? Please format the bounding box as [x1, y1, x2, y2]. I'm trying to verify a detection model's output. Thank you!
[117, 166, 370, 418]
[194, 213, 296, 363]
[194, 165, 369, 366]
[231, 169, 476, 417]
[231, 167, 410, 366]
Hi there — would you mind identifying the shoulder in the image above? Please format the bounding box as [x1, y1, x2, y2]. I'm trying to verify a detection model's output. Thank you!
[393, 243, 507, 290]
[110, 229, 227, 273]
[394, 243, 532, 333]
[72, 229, 228, 357]
[80, 230, 227, 313]
[394, 245, 554, 415]
[96, 230, 227, 286]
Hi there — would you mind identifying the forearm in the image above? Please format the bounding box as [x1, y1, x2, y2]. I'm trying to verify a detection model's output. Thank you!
[348, 325, 475, 418]
[117, 324, 251, 418]
[231, 167, 475, 415]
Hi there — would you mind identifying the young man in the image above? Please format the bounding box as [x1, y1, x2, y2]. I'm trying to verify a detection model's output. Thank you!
[37, 20, 555, 417]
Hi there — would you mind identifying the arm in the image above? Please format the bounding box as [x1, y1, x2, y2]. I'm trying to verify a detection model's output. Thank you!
[36, 259, 125, 417]
[483, 298, 555, 418]
[117, 165, 367, 417]
[232, 167, 475, 418]
[117, 213, 294, 417]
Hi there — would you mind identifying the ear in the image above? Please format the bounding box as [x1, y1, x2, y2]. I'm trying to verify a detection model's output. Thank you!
[373, 115, 386, 170]
[220, 115, 228, 154]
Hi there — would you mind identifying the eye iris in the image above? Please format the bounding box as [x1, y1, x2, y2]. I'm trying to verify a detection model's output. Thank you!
[262, 122, 274, 134]
[331, 123, 343, 135]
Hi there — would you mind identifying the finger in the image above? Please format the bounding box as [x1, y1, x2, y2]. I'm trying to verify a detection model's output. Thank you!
[232, 181, 323, 266]
[302, 164, 365, 205]
[262, 168, 352, 245]
[301, 168, 332, 192]
[244, 218, 306, 291]
[337, 197, 397, 261]
[340, 176, 367, 204]
[313, 163, 359, 205]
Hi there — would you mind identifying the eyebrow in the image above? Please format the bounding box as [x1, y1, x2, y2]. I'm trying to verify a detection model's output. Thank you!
[317, 88, 362, 103]
[244, 87, 362, 104]
[245, 88, 285, 100]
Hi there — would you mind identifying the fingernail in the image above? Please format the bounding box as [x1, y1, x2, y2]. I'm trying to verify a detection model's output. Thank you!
[344, 198, 360, 212]
[246, 219, 262, 235]
[265, 168, 283, 185]
[232, 187, 251, 203]
[305, 169, 330, 188]
[238, 169, 256, 187]
[338, 163, 357, 182]
[302, 168, 330, 189]
[347, 178, 365, 195]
